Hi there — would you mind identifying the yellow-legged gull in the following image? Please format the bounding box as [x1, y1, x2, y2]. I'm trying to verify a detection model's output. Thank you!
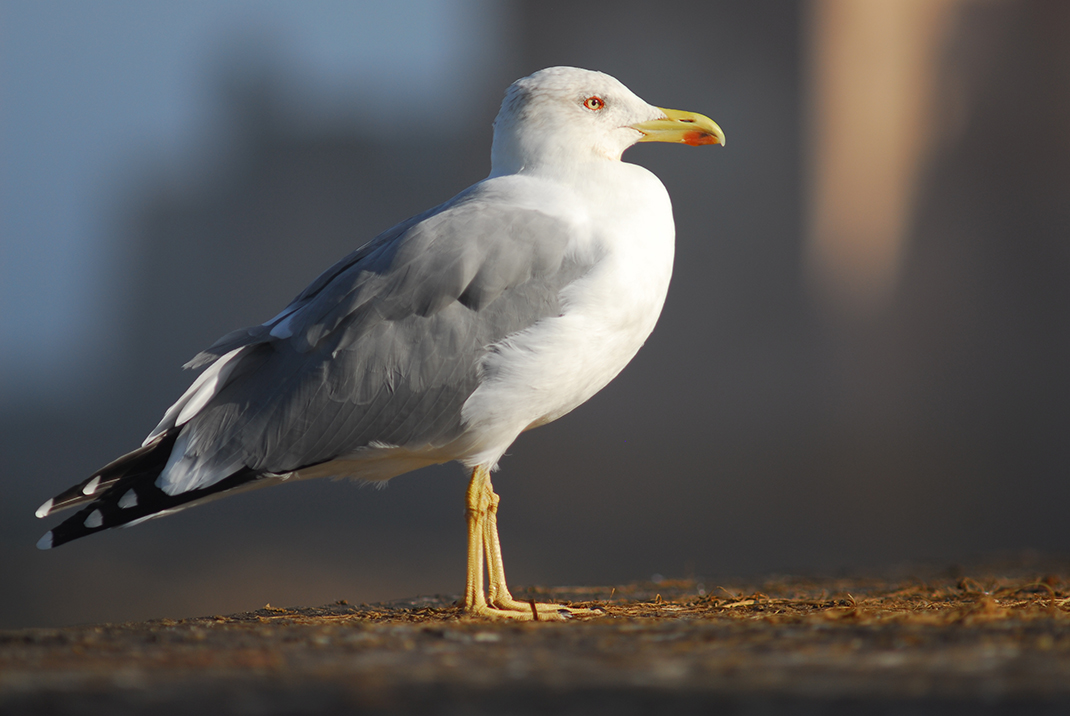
[35, 67, 724, 620]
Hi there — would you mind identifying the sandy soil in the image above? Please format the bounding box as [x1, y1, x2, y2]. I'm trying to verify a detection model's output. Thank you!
[3, 566, 1070, 715]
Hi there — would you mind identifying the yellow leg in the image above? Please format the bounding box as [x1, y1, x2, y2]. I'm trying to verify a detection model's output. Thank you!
[464, 467, 489, 613]
[463, 466, 598, 620]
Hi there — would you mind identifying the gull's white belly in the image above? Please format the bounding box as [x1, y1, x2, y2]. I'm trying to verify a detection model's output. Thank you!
[459, 165, 675, 468]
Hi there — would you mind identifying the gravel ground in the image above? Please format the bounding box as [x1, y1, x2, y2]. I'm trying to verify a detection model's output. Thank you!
[3, 568, 1070, 715]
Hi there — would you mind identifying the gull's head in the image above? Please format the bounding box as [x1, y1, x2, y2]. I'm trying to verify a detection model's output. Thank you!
[490, 66, 724, 177]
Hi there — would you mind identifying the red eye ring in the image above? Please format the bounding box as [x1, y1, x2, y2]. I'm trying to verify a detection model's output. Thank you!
[583, 96, 605, 111]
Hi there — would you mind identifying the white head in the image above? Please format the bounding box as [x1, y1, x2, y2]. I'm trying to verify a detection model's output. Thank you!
[489, 67, 724, 178]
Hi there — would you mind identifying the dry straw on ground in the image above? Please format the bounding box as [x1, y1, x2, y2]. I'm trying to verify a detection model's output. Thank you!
[4, 566, 1070, 714]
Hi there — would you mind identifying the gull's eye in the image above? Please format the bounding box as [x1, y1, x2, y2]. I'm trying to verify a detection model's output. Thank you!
[583, 96, 605, 111]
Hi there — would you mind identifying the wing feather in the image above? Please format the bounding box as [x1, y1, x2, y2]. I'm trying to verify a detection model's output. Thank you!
[154, 180, 595, 494]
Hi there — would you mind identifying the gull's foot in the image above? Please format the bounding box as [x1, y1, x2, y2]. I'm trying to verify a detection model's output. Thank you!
[466, 598, 605, 621]
[466, 604, 570, 621]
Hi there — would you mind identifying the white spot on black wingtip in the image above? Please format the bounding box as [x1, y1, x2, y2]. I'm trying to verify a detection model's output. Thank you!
[83, 476, 102, 496]
[85, 510, 104, 529]
[35, 499, 54, 519]
[37, 531, 53, 550]
[118, 489, 138, 509]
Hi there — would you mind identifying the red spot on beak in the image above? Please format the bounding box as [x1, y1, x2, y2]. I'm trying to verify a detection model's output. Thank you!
[682, 131, 721, 147]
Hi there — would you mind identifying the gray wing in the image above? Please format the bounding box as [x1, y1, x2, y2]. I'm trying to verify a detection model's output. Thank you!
[167, 185, 594, 479]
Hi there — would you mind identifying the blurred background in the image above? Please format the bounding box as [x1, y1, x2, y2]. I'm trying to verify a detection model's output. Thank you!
[2, 0, 1068, 629]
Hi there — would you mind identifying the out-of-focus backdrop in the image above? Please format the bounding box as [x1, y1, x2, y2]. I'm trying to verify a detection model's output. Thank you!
[3, 0, 1068, 629]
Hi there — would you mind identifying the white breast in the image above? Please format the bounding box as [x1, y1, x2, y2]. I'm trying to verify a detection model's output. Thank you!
[459, 163, 675, 468]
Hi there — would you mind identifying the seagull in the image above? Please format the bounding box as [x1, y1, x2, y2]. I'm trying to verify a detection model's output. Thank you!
[35, 66, 724, 620]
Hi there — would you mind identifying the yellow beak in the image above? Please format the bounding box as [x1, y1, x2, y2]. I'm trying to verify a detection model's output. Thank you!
[631, 107, 725, 147]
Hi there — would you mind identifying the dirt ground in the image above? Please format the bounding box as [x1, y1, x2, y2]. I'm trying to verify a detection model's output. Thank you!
[4, 564, 1070, 715]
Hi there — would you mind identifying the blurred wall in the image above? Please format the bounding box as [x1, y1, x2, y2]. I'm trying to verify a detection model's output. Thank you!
[2, 0, 1068, 629]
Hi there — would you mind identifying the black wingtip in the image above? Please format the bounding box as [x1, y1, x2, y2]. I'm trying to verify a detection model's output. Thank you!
[36, 431, 182, 519]
[42, 466, 264, 549]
